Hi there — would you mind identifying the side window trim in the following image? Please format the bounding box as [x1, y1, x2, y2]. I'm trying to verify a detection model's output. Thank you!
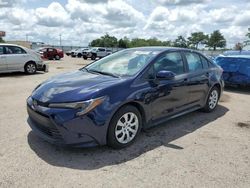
[153, 51, 186, 76]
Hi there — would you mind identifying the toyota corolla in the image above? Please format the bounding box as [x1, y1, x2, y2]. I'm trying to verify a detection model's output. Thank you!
[27, 47, 224, 148]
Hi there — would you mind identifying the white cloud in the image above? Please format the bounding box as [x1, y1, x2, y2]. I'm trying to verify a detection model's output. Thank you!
[0, 0, 249, 47]
[35, 2, 71, 27]
[156, 0, 210, 6]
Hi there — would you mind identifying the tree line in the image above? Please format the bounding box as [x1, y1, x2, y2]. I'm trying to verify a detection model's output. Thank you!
[90, 30, 228, 50]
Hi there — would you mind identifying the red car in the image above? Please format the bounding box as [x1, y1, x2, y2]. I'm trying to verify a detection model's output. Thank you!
[37, 47, 64, 60]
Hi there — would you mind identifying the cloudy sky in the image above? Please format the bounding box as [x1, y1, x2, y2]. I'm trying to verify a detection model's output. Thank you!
[0, 0, 249, 47]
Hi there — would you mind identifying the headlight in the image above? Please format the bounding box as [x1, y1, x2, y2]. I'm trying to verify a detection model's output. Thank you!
[48, 96, 106, 116]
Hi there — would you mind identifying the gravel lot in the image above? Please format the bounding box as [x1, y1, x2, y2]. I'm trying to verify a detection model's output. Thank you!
[0, 55, 249, 188]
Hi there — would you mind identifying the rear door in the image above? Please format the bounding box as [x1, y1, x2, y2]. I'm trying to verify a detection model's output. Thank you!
[183, 51, 210, 105]
[47, 48, 55, 59]
[5, 46, 29, 71]
[98, 48, 106, 57]
[0, 46, 7, 71]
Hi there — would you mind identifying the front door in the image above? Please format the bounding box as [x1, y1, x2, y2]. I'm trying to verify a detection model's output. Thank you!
[149, 51, 189, 122]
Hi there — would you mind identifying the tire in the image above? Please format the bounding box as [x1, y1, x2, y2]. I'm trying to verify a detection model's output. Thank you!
[107, 105, 142, 149]
[25, 62, 37, 74]
[91, 54, 96, 60]
[77, 53, 82, 58]
[83, 56, 87, 60]
[55, 55, 60, 60]
[202, 86, 220, 112]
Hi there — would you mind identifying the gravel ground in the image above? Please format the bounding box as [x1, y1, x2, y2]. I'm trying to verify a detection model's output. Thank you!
[0, 56, 249, 188]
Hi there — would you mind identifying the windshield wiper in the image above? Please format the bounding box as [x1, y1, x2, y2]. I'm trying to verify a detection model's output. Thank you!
[88, 69, 119, 78]
[81, 67, 90, 72]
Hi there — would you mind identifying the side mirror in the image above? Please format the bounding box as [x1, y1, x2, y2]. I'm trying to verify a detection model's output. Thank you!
[156, 70, 175, 80]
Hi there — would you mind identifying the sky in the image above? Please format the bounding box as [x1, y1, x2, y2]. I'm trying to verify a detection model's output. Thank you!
[0, 0, 249, 47]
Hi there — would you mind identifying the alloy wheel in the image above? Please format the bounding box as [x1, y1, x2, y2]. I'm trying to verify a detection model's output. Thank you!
[115, 112, 139, 144]
[208, 89, 218, 109]
[26, 64, 36, 74]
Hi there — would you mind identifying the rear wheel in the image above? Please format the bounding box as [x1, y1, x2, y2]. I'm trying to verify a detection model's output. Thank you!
[202, 86, 220, 112]
[107, 105, 142, 149]
[25, 62, 37, 74]
[83, 56, 87, 60]
[55, 55, 60, 60]
[91, 54, 96, 60]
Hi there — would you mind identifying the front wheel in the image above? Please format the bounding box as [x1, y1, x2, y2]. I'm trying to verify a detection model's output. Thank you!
[25, 62, 37, 74]
[107, 105, 142, 149]
[202, 87, 220, 112]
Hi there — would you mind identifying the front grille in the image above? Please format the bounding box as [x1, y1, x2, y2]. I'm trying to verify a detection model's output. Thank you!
[28, 106, 63, 141]
[33, 122, 62, 140]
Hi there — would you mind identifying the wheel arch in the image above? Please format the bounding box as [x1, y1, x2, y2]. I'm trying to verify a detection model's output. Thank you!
[24, 60, 36, 70]
[212, 83, 222, 98]
[204, 82, 222, 104]
[106, 101, 147, 141]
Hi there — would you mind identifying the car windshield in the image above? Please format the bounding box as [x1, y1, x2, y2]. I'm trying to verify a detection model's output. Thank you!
[84, 49, 161, 77]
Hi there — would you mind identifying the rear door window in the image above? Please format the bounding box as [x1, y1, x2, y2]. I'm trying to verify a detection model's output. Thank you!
[200, 55, 209, 69]
[184, 52, 203, 72]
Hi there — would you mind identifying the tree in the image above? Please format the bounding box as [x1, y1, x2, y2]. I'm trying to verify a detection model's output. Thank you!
[234, 43, 243, 51]
[246, 28, 250, 39]
[244, 28, 250, 46]
[118, 37, 130, 48]
[173, 35, 188, 48]
[187, 32, 208, 49]
[89, 34, 118, 47]
[207, 30, 226, 51]
[0, 37, 5, 43]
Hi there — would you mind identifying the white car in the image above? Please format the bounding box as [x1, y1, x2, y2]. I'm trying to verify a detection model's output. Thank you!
[82, 47, 112, 60]
[0, 44, 48, 74]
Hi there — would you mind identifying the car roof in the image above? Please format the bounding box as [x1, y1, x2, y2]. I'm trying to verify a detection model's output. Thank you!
[127, 46, 202, 54]
[0, 43, 25, 48]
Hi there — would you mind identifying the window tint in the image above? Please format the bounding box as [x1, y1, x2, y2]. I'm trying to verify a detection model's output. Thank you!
[200, 55, 209, 69]
[6, 46, 26, 54]
[154, 52, 184, 75]
[0, 46, 3, 55]
[185, 52, 203, 72]
[98, 48, 105, 52]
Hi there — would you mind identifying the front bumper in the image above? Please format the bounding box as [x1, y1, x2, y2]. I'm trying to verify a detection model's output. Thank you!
[26, 97, 107, 147]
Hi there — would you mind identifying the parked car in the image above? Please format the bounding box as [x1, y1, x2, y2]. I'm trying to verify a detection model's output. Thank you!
[71, 48, 89, 58]
[65, 49, 77, 56]
[27, 47, 224, 148]
[223, 50, 250, 58]
[0, 44, 48, 74]
[83, 47, 112, 60]
[215, 56, 250, 86]
[37, 47, 64, 60]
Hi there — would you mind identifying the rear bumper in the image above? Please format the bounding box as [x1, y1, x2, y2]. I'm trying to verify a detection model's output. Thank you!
[26, 98, 107, 147]
[37, 63, 49, 72]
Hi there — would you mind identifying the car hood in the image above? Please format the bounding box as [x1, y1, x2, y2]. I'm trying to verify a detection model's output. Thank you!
[31, 70, 124, 103]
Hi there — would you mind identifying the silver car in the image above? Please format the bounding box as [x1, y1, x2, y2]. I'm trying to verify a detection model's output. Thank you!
[0, 44, 48, 74]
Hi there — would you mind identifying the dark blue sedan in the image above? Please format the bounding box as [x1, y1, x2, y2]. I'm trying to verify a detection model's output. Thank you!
[27, 47, 224, 148]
